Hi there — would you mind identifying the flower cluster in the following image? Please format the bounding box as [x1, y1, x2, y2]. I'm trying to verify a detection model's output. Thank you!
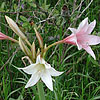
[0, 16, 100, 91]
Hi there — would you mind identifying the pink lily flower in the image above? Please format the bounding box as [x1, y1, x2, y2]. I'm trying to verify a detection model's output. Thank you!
[0, 32, 9, 40]
[63, 17, 100, 59]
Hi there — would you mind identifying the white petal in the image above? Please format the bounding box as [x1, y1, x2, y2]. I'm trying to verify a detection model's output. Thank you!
[36, 55, 41, 63]
[41, 70, 53, 91]
[18, 64, 37, 75]
[36, 54, 45, 64]
[78, 17, 88, 30]
[36, 55, 51, 69]
[68, 27, 77, 33]
[86, 20, 96, 34]
[41, 58, 47, 65]
[25, 73, 40, 88]
[49, 67, 63, 76]
[44, 62, 51, 69]
[82, 45, 96, 60]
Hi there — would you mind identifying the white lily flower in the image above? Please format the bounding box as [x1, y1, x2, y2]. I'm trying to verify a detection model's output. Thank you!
[18, 55, 63, 91]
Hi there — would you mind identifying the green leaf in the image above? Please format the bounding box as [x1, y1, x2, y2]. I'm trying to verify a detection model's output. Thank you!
[29, 3, 36, 7]
[20, 16, 28, 22]
[17, 95, 24, 100]
[1, 2, 5, 9]
[9, 98, 16, 100]
[22, 22, 30, 27]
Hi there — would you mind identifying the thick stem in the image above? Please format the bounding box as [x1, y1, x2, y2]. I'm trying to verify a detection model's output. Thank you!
[37, 81, 45, 100]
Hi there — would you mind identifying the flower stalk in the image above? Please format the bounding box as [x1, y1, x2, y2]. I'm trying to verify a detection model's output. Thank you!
[8, 37, 19, 43]
[37, 81, 45, 100]
[44, 40, 64, 52]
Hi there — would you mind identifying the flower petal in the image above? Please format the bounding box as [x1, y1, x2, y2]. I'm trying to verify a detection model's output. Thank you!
[36, 54, 40, 63]
[25, 73, 40, 88]
[81, 35, 100, 45]
[68, 27, 77, 33]
[41, 70, 53, 91]
[49, 67, 63, 76]
[63, 34, 76, 45]
[78, 17, 88, 30]
[36, 55, 51, 69]
[86, 20, 96, 34]
[74, 35, 82, 50]
[44, 62, 51, 69]
[76, 41, 82, 50]
[18, 64, 37, 75]
[82, 45, 96, 60]
[37, 55, 45, 64]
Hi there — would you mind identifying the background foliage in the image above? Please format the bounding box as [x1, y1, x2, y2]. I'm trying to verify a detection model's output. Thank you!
[0, 0, 100, 100]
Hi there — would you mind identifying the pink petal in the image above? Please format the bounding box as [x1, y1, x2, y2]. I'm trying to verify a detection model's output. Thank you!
[63, 33, 83, 50]
[68, 27, 77, 33]
[76, 41, 82, 50]
[87, 35, 100, 45]
[78, 17, 88, 30]
[86, 20, 96, 34]
[63, 34, 76, 45]
[82, 45, 96, 60]
[77, 35, 100, 46]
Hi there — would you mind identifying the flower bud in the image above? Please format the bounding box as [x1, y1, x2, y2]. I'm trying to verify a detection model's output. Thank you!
[43, 44, 47, 57]
[31, 42, 36, 59]
[0, 32, 9, 40]
[34, 28, 43, 48]
[19, 37, 31, 56]
[37, 48, 40, 56]
[5, 16, 26, 40]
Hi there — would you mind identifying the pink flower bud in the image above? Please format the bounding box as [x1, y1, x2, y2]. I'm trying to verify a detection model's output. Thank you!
[0, 32, 9, 40]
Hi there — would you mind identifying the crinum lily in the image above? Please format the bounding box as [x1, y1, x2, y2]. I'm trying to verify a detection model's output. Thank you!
[63, 17, 100, 59]
[18, 55, 63, 91]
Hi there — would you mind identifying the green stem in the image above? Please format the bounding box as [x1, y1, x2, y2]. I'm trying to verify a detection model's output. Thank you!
[44, 40, 64, 52]
[37, 81, 45, 100]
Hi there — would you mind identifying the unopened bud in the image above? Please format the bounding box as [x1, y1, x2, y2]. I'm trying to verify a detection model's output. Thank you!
[34, 28, 43, 48]
[37, 48, 40, 56]
[19, 37, 31, 56]
[5, 16, 26, 40]
[0, 32, 9, 40]
[31, 42, 36, 59]
[43, 44, 47, 57]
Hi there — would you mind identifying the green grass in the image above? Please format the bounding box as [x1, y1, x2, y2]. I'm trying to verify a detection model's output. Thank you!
[0, 0, 100, 100]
